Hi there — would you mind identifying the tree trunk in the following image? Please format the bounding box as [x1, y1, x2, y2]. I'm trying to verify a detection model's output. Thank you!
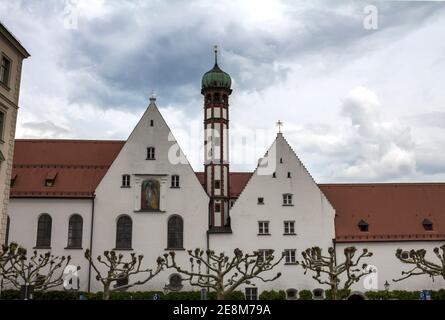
[331, 276, 338, 300]
[103, 284, 111, 300]
[217, 291, 225, 300]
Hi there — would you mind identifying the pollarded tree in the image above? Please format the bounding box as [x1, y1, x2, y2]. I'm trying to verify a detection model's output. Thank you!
[394, 245, 445, 282]
[85, 249, 164, 300]
[298, 247, 374, 300]
[160, 248, 283, 300]
[0, 242, 71, 294]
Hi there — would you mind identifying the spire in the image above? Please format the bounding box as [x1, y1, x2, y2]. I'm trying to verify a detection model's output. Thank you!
[276, 120, 283, 134]
[214, 44, 218, 66]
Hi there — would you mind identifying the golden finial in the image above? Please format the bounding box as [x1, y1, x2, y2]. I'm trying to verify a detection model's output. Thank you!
[276, 120, 283, 133]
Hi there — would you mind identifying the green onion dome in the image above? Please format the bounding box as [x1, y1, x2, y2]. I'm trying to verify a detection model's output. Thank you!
[201, 63, 231, 90]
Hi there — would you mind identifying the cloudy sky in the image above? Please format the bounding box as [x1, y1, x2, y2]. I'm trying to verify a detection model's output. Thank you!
[1, 0, 445, 182]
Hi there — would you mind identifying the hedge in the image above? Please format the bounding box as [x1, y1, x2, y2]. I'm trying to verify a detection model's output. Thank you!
[259, 290, 286, 300]
[298, 290, 312, 300]
[0, 290, 245, 300]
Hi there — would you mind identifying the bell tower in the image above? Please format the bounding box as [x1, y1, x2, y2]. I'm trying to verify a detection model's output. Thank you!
[201, 46, 232, 231]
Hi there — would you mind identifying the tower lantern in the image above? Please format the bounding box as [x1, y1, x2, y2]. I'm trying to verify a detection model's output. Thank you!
[201, 46, 232, 231]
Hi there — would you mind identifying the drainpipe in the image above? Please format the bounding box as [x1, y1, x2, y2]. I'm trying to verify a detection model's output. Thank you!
[87, 194, 96, 293]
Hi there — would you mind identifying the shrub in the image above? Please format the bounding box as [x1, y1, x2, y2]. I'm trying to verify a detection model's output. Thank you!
[259, 290, 286, 300]
[298, 290, 312, 300]
[325, 289, 350, 300]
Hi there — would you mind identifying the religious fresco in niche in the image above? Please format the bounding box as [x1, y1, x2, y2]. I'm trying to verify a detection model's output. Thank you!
[141, 179, 160, 211]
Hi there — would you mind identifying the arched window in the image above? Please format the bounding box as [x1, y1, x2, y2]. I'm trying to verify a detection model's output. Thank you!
[36, 214, 52, 248]
[167, 215, 183, 249]
[67, 214, 83, 248]
[4, 215, 10, 245]
[116, 215, 132, 249]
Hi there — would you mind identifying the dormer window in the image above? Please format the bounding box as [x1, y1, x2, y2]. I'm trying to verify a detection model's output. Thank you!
[10, 173, 17, 187]
[45, 171, 58, 187]
[147, 147, 155, 160]
[358, 219, 369, 232]
[422, 219, 433, 231]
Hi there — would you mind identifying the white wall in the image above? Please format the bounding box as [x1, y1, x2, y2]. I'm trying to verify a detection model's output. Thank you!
[8, 198, 93, 291]
[91, 100, 209, 292]
[211, 133, 336, 294]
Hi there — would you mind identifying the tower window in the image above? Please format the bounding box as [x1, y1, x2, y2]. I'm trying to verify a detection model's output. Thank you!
[283, 194, 293, 206]
[171, 175, 180, 188]
[215, 203, 221, 212]
[147, 147, 155, 160]
[214, 180, 221, 189]
[121, 174, 130, 187]
[287, 172, 291, 178]
[422, 219, 433, 231]
[272, 172, 276, 178]
[150, 120, 154, 127]
[358, 219, 369, 232]
[0, 55, 11, 87]
[257, 197, 264, 205]
[280, 158, 283, 163]
[284, 221, 295, 235]
[258, 221, 270, 235]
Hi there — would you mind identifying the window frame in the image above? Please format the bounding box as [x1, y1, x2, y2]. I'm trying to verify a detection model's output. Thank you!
[245, 287, 258, 301]
[121, 174, 131, 188]
[282, 193, 293, 206]
[115, 215, 133, 250]
[35, 214, 52, 248]
[167, 215, 184, 250]
[284, 220, 296, 235]
[0, 54, 12, 88]
[146, 147, 156, 160]
[258, 221, 270, 235]
[171, 175, 180, 188]
[66, 214, 83, 249]
[284, 249, 297, 264]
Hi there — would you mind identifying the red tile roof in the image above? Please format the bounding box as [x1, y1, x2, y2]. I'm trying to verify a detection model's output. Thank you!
[10, 140, 445, 241]
[320, 184, 445, 242]
[11, 140, 124, 198]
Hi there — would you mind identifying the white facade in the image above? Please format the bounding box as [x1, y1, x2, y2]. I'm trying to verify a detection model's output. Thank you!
[6, 97, 445, 297]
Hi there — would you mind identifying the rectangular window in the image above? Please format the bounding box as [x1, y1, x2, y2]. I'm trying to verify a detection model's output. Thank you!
[257, 197, 264, 205]
[284, 221, 295, 235]
[122, 174, 130, 187]
[284, 249, 297, 264]
[0, 56, 11, 87]
[0, 111, 4, 140]
[283, 194, 293, 206]
[245, 288, 258, 301]
[150, 120, 154, 127]
[171, 175, 180, 188]
[258, 221, 269, 235]
[258, 249, 273, 263]
[215, 203, 221, 212]
[214, 180, 221, 189]
[147, 147, 155, 160]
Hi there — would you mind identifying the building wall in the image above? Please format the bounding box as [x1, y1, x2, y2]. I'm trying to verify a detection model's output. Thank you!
[336, 241, 445, 294]
[91, 100, 209, 292]
[8, 198, 93, 291]
[0, 27, 28, 245]
[211, 133, 337, 294]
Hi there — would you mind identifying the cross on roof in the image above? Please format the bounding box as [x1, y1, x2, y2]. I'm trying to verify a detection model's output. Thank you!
[276, 120, 283, 133]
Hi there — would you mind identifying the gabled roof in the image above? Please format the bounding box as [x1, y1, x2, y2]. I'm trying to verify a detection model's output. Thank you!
[0, 22, 30, 58]
[11, 140, 124, 198]
[9, 139, 445, 242]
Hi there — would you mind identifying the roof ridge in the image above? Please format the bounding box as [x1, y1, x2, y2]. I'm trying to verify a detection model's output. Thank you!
[15, 139, 125, 143]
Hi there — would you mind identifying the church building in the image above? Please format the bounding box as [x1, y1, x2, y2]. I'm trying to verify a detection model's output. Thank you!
[6, 49, 445, 299]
